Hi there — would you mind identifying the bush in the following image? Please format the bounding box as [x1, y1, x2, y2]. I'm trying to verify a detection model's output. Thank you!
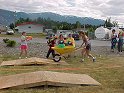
[3, 38, 9, 43]
[6, 40, 16, 47]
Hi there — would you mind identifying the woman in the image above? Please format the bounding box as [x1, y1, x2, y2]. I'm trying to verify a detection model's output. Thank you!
[79, 31, 95, 62]
[118, 30, 124, 54]
[111, 29, 117, 52]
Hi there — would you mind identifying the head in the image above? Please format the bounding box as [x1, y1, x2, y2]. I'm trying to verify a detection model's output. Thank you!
[59, 34, 64, 40]
[22, 32, 26, 36]
[68, 34, 72, 38]
[79, 31, 85, 37]
[112, 29, 115, 34]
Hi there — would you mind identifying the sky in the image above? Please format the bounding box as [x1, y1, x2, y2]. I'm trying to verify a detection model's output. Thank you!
[0, 0, 124, 24]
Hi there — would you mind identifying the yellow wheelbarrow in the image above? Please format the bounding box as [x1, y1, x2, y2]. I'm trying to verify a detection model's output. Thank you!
[52, 46, 82, 62]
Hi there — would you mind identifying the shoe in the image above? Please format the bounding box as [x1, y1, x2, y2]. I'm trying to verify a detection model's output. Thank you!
[19, 57, 21, 59]
[93, 57, 96, 62]
[25, 57, 28, 59]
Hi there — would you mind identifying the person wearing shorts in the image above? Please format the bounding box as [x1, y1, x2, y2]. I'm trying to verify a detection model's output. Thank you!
[19, 32, 29, 58]
[79, 31, 95, 62]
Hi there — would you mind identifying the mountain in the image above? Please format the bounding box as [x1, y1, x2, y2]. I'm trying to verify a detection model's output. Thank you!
[0, 9, 105, 26]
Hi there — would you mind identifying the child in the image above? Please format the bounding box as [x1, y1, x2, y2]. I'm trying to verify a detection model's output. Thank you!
[46, 36, 57, 59]
[79, 31, 96, 62]
[19, 32, 30, 59]
[57, 34, 66, 48]
[66, 34, 75, 47]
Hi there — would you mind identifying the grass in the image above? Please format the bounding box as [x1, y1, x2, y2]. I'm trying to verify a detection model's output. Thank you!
[0, 33, 46, 38]
[0, 55, 124, 93]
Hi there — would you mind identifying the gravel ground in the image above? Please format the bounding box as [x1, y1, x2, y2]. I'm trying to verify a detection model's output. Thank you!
[0, 42, 123, 58]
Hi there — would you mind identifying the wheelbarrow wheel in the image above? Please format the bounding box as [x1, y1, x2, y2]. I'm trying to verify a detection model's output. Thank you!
[53, 54, 61, 62]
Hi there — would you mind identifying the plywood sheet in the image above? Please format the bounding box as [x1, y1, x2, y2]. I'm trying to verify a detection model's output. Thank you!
[0, 71, 101, 89]
[0, 57, 68, 66]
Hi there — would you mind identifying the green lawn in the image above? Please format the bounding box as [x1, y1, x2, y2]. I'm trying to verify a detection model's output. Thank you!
[0, 55, 124, 93]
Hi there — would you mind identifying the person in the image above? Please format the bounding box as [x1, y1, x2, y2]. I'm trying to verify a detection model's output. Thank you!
[58, 34, 65, 44]
[46, 36, 57, 59]
[57, 34, 65, 48]
[19, 32, 30, 59]
[117, 30, 124, 54]
[79, 31, 96, 62]
[111, 29, 117, 52]
[66, 34, 75, 47]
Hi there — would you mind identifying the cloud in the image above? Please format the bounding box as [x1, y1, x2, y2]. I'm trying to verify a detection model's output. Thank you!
[0, 0, 124, 23]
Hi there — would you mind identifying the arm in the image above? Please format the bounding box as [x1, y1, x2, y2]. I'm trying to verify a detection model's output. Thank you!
[83, 36, 89, 47]
[80, 41, 85, 47]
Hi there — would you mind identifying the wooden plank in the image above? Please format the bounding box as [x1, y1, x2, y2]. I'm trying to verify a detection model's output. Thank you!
[0, 57, 68, 66]
[0, 71, 101, 89]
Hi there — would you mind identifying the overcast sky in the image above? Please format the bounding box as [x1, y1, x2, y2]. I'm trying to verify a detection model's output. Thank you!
[0, 0, 124, 24]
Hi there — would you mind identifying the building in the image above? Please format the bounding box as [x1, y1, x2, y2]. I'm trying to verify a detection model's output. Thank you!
[16, 22, 44, 33]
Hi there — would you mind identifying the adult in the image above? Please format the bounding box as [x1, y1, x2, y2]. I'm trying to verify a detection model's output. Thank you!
[118, 30, 124, 54]
[79, 31, 95, 62]
[111, 29, 117, 52]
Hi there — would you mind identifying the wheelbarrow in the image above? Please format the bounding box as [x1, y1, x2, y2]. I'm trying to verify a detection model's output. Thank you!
[52, 46, 82, 62]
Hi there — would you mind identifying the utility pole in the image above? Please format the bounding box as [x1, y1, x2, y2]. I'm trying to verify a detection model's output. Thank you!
[83, 18, 86, 32]
[14, 11, 16, 32]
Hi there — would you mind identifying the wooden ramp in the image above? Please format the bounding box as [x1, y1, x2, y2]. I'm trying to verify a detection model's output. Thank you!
[0, 57, 68, 66]
[0, 71, 101, 89]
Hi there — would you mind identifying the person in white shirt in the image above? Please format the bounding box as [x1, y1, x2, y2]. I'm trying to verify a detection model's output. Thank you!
[19, 32, 30, 59]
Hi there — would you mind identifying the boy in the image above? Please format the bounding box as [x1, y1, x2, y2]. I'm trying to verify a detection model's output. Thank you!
[46, 36, 57, 58]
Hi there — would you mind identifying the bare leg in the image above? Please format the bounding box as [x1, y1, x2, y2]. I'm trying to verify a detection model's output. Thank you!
[81, 48, 87, 62]
[86, 50, 93, 58]
[86, 49, 95, 62]
[81, 48, 86, 58]
[19, 50, 23, 57]
[25, 49, 28, 57]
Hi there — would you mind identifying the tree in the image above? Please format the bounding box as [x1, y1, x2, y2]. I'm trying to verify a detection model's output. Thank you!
[76, 21, 81, 28]
[52, 26, 58, 33]
[9, 23, 15, 29]
[104, 18, 113, 27]
[112, 21, 118, 27]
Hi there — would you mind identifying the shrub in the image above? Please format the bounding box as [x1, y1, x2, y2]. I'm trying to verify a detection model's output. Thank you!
[6, 40, 16, 47]
[3, 38, 9, 43]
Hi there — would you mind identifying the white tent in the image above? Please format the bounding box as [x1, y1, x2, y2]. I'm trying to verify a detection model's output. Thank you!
[95, 27, 111, 39]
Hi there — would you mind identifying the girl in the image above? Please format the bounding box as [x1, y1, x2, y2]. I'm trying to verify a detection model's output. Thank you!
[57, 34, 65, 48]
[79, 31, 95, 62]
[19, 32, 30, 58]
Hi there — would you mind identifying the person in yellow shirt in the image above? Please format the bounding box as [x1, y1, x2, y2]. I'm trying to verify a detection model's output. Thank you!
[66, 34, 75, 47]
